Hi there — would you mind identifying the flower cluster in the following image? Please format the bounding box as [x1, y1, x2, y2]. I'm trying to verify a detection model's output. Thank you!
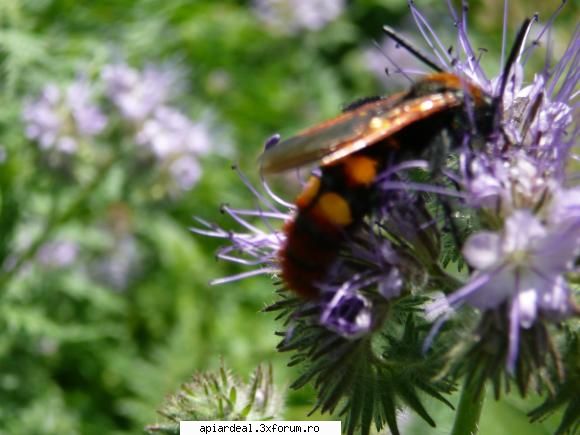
[252, 0, 345, 33]
[22, 80, 107, 155]
[36, 240, 79, 269]
[23, 63, 213, 195]
[101, 63, 177, 122]
[196, 2, 579, 433]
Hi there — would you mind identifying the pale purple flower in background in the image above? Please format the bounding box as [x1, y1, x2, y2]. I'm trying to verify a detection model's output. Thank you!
[22, 62, 211, 193]
[253, 0, 345, 33]
[136, 106, 211, 159]
[37, 240, 79, 268]
[66, 80, 108, 136]
[22, 80, 106, 153]
[90, 236, 141, 291]
[101, 62, 216, 192]
[101, 63, 177, 121]
[36, 337, 59, 356]
[135, 106, 212, 192]
[169, 155, 202, 192]
[23, 84, 62, 149]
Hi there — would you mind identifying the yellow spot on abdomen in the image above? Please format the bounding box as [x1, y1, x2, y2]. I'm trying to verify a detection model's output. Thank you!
[370, 117, 391, 130]
[343, 155, 378, 186]
[313, 192, 353, 227]
[296, 176, 321, 208]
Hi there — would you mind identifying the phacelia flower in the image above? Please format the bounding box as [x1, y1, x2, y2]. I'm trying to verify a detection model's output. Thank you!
[136, 106, 211, 159]
[36, 240, 79, 268]
[196, 2, 579, 433]
[102, 62, 215, 194]
[445, 205, 579, 370]
[23, 80, 107, 153]
[135, 106, 212, 193]
[89, 236, 142, 291]
[252, 0, 345, 33]
[101, 63, 178, 122]
[422, 15, 579, 377]
[320, 287, 372, 338]
[168, 154, 203, 192]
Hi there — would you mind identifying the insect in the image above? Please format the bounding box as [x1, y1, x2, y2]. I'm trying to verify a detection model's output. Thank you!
[260, 20, 532, 299]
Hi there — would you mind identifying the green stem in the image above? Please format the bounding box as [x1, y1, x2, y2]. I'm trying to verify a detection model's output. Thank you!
[0, 159, 115, 287]
[450, 378, 486, 435]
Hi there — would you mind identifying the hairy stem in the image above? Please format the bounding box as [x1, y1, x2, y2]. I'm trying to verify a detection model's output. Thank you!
[451, 378, 486, 435]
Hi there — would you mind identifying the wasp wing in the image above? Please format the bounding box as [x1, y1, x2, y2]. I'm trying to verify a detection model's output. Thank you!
[260, 91, 462, 174]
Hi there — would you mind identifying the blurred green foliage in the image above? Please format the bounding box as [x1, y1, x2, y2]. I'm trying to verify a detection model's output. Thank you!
[0, 0, 576, 434]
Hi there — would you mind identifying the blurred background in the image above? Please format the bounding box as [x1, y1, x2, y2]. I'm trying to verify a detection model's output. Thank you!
[0, 0, 576, 433]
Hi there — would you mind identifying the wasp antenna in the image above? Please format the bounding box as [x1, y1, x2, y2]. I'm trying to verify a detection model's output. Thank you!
[382, 25, 444, 73]
[492, 17, 535, 135]
[497, 17, 535, 102]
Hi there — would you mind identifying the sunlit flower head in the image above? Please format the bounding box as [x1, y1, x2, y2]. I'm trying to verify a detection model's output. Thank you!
[433, 23, 577, 367]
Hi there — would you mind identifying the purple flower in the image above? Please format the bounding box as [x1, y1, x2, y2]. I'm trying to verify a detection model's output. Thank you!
[466, 152, 550, 215]
[457, 206, 577, 354]
[134, 106, 212, 192]
[89, 236, 141, 291]
[136, 106, 210, 158]
[168, 154, 202, 192]
[66, 80, 108, 136]
[101, 62, 213, 193]
[23, 84, 63, 150]
[192, 173, 285, 286]
[252, 0, 344, 33]
[407, 8, 580, 372]
[102, 63, 177, 121]
[36, 240, 79, 268]
[320, 288, 372, 338]
[22, 80, 106, 153]
[431, 200, 578, 374]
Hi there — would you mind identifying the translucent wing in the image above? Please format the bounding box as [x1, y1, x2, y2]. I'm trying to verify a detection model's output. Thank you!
[260, 91, 462, 174]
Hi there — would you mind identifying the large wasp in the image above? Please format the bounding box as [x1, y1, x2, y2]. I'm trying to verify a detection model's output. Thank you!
[261, 21, 531, 299]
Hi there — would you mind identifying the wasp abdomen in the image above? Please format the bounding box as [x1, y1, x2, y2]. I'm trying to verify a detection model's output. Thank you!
[280, 155, 379, 298]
